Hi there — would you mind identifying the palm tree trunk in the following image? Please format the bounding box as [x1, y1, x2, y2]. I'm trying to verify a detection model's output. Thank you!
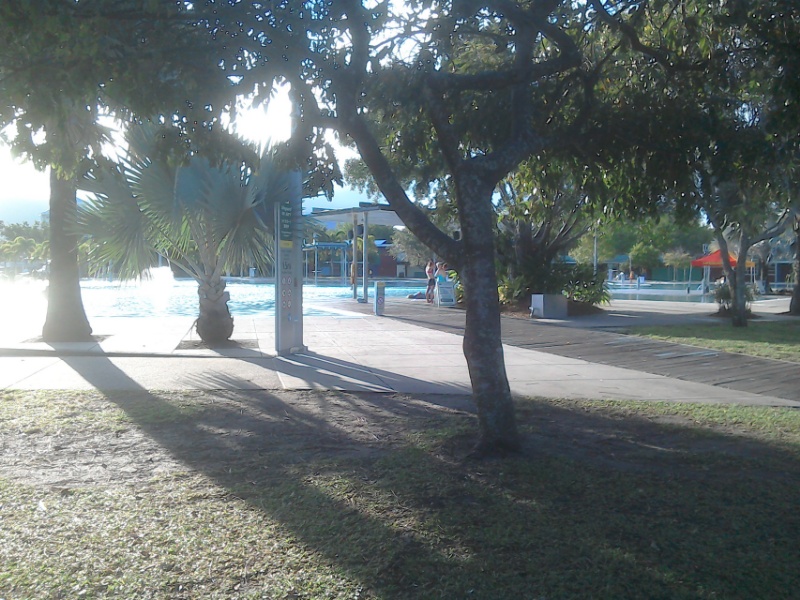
[195, 274, 234, 344]
[42, 170, 93, 342]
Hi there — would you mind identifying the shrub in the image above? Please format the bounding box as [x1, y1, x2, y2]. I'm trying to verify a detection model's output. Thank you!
[714, 283, 755, 311]
[498, 274, 533, 305]
[564, 264, 610, 306]
[497, 261, 609, 307]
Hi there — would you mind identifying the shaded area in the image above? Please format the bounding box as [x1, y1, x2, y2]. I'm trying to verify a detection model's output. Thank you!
[1, 361, 799, 598]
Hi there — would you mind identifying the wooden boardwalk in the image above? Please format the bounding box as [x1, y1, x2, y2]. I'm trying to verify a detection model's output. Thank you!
[333, 297, 799, 402]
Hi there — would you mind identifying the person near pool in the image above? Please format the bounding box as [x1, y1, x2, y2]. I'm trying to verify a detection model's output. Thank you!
[425, 259, 436, 303]
[435, 261, 449, 283]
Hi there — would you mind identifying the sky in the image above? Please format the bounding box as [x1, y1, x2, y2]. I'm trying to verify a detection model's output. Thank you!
[0, 152, 367, 225]
[0, 93, 372, 226]
[0, 153, 50, 224]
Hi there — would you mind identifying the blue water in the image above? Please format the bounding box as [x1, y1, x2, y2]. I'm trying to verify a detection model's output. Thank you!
[607, 281, 713, 303]
[79, 278, 426, 319]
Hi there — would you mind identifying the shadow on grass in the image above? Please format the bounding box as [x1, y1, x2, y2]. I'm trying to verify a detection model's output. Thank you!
[53, 355, 800, 598]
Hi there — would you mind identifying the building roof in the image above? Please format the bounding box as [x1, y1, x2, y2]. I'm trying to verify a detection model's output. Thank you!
[308, 204, 405, 227]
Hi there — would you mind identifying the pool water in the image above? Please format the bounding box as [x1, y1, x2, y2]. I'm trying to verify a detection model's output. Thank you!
[607, 281, 715, 303]
[79, 278, 426, 319]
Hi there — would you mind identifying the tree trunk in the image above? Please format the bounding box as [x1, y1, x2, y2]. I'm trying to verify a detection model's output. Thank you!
[457, 175, 520, 455]
[511, 221, 532, 279]
[715, 231, 748, 327]
[42, 170, 93, 342]
[339, 105, 518, 455]
[196, 275, 234, 344]
[791, 218, 800, 315]
[731, 232, 751, 327]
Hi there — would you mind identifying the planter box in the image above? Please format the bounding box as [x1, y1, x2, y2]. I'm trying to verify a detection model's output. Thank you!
[529, 293, 568, 319]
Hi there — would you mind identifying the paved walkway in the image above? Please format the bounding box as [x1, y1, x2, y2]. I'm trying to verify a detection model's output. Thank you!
[343, 296, 800, 403]
[0, 295, 797, 407]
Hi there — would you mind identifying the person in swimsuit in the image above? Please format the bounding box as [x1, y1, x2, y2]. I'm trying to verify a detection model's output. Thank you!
[435, 261, 449, 283]
[425, 260, 436, 303]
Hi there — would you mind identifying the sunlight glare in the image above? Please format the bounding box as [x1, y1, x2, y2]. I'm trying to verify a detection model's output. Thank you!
[0, 279, 47, 340]
[232, 85, 293, 150]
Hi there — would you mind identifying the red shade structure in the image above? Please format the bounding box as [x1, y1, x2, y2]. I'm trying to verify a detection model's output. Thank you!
[691, 249, 754, 268]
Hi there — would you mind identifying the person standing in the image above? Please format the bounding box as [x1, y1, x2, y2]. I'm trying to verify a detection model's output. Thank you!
[435, 261, 449, 283]
[425, 260, 436, 303]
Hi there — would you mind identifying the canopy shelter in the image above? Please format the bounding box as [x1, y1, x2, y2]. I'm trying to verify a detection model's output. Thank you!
[302, 241, 349, 285]
[690, 249, 754, 268]
[690, 249, 755, 291]
[307, 204, 404, 301]
[308, 204, 405, 227]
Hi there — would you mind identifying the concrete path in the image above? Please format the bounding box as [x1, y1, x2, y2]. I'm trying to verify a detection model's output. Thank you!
[0, 296, 797, 408]
[345, 296, 800, 403]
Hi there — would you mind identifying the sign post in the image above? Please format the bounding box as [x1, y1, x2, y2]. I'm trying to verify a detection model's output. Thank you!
[374, 281, 385, 316]
[275, 172, 305, 355]
[435, 280, 457, 307]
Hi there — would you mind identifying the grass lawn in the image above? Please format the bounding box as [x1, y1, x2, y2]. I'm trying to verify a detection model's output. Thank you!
[628, 320, 800, 363]
[1, 389, 799, 599]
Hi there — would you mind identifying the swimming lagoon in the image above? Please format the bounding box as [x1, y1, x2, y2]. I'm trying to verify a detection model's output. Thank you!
[79, 277, 426, 319]
[2, 275, 718, 328]
[607, 280, 715, 303]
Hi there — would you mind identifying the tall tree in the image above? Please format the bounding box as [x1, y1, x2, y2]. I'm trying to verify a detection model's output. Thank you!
[80, 124, 294, 344]
[202, 0, 742, 454]
[657, 0, 799, 325]
[0, 1, 233, 340]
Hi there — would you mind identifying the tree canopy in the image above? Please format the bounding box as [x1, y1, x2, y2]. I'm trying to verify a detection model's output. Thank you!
[189, 1, 748, 451]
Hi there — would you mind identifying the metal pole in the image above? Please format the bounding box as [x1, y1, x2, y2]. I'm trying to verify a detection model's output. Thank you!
[352, 213, 358, 299]
[362, 211, 369, 301]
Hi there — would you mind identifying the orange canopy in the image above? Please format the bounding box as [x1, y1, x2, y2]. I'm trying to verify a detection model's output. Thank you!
[691, 249, 754, 268]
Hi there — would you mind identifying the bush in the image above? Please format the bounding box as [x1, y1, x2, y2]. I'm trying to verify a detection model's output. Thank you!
[564, 264, 610, 306]
[497, 261, 609, 307]
[714, 283, 755, 312]
[447, 268, 465, 303]
[497, 274, 533, 305]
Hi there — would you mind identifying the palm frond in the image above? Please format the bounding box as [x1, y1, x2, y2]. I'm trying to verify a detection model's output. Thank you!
[79, 121, 301, 282]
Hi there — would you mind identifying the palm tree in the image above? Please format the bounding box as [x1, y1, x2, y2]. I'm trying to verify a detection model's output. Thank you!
[80, 124, 295, 344]
[3, 236, 36, 275]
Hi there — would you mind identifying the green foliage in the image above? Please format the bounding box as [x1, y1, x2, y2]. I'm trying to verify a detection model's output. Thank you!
[564, 265, 610, 306]
[0, 2, 231, 176]
[497, 260, 608, 307]
[79, 123, 291, 281]
[714, 284, 755, 313]
[388, 227, 432, 270]
[497, 274, 534, 305]
[572, 215, 713, 267]
[518, 258, 573, 297]
[447, 268, 465, 303]
[0, 221, 47, 244]
[629, 242, 662, 273]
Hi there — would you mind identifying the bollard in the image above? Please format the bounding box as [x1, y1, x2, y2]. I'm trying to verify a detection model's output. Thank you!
[374, 281, 386, 316]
